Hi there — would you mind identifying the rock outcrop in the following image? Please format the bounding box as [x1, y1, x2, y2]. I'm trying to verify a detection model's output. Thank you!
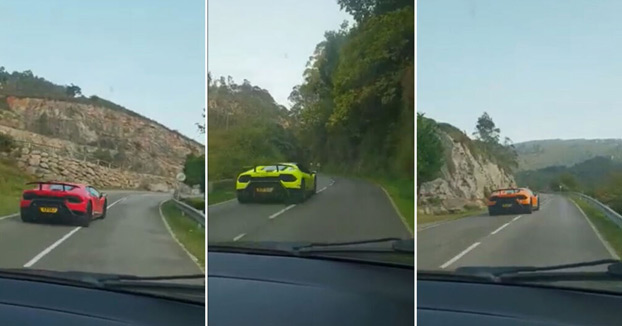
[0, 96, 203, 177]
[418, 124, 515, 215]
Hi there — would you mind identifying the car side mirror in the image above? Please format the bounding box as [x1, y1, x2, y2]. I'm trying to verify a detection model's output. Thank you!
[100, 193, 106, 198]
[311, 170, 317, 174]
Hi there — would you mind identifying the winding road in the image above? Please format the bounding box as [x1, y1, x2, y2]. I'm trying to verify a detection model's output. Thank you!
[0, 191, 202, 277]
[208, 175, 412, 243]
[417, 194, 617, 271]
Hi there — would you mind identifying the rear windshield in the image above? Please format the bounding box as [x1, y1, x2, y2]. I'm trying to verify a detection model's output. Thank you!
[39, 184, 76, 191]
[261, 165, 294, 172]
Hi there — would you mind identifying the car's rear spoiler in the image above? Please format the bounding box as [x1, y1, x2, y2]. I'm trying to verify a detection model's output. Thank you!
[26, 181, 77, 191]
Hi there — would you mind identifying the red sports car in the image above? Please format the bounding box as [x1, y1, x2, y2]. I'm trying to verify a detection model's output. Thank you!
[20, 181, 108, 227]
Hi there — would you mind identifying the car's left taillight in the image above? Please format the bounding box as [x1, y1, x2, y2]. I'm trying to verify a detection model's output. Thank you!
[22, 193, 35, 200]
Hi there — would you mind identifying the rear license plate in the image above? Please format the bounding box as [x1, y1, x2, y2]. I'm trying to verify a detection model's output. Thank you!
[502, 204, 512, 208]
[40, 207, 58, 213]
[256, 187, 274, 193]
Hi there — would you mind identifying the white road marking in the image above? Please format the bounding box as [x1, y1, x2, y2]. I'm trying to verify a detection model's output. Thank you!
[269, 204, 296, 219]
[209, 198, 237, 207]
[233, 233, 246, 241]
[570, 200, 620, 260]
[317, 187, 328, 193]
[23, 196, 128, 268]
[158, 200, 204, 273]
[440, 242, 481, 269]
[491, 222, 510, 235]
[0, 213, 18, 220]
[512, 215, 522, 221]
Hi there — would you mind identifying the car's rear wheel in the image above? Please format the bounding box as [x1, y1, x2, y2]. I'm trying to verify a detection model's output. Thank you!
[535, 198, 540, 211]
[237, 191, 251, 204]
[488, 207, 497, 216]
[289, 180, 306, 204]
[21, 212, 34, 223]
[100, 199, 108, 219]
[524, 201, 533, 214]
[79, 202, 92, 227]
[311, 176, 317, 196]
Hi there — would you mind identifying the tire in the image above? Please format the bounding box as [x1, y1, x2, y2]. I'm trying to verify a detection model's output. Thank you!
[79, 202, 92, 227]
[100, 199, 108, 219]
[289, 180, 306, 204]
[488, 208, 497, 216]
[535, 198, 540, 211]
[21, 214, 34, 223]
[237, 191, 251, 204]
[524, 201, 533, 214]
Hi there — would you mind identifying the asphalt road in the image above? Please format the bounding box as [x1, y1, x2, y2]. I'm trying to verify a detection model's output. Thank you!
[208, 175, 412, 243]
[417, 194, 616, 271]
[0, 191, 202, 277]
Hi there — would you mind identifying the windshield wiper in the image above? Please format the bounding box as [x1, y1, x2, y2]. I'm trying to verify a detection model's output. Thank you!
[455, 259, 621, 279]
[293, 237, 413, 253]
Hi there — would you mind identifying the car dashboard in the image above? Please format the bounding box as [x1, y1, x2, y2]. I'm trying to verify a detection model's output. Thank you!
[208, 252, 414, 326]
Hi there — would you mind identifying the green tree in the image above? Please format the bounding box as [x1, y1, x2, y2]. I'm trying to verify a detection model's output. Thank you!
[417, 113, 444, 193]
[473, 112, 500, 145]
[66, 84, 82, 98]
[183, 153, 205, 193]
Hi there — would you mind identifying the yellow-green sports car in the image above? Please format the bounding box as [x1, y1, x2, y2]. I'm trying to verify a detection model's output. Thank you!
[236, 163, 317, 204]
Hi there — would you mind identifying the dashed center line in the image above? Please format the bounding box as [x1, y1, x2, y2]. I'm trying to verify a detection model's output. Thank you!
[233, 233, 246, 241]
[317, 187, 328, 193]
[269, 204, 296, 219]
[23, 196, 128, 268]
[490, 222, 510, 235]
[440, 242, 481, 269]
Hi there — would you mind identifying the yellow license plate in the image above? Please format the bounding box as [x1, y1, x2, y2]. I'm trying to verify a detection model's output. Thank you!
[502, 204, 512, 208]
[256, 188, 274, 193]
[40, 207, 58, 213]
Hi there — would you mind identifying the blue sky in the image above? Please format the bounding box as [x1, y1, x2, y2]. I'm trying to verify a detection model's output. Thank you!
[209, 0, 352, 107]
[418, 0, 622, 143]
[0, 0, 205, 143]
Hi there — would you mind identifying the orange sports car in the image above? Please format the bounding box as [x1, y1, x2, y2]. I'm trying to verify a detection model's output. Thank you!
[487, 188, 539, 215]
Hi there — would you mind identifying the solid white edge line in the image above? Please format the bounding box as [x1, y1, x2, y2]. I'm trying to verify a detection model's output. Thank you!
[379, 185, 413, 236]
[317, 187, 327, 193]
[269, 204, 296, 219]
[23, 227, 82, 267]
[569, 199, 620, 260]
[440, 242, 481, 269]
[23, 195, 130, 268]
[0, 213, 19, 220]
[233, 233, 246, 241]
[512, 215, 522, 221]
[490, 222, 510, 235]
[158, 200, 204, 273]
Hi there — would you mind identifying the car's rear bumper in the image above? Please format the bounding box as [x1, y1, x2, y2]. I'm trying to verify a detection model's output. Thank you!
[237, 181, 297, 201]
[488, 202, 529, 213]
[21, 201, 87, 221]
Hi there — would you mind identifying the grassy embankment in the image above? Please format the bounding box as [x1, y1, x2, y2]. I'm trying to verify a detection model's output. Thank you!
[0, 159, 33, 216]
[569, 194, 622, 258]
[160, 200, 205, 269]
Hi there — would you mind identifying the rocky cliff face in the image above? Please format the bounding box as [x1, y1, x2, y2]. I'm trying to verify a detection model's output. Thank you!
[0, 96, 203, 190]
[418, 126, 515, 214]
[1, 97, 202, 174]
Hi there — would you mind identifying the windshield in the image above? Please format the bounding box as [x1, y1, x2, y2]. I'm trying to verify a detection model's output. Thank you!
[0, 0, 205, 296]
[418, 0, 622, 293]
[207, 0, 414, 266]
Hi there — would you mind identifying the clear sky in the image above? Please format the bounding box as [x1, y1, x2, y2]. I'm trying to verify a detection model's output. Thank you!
[208, 0, 353, 107]
[0, 0, 205, 143]
[418, 0, 622, 143]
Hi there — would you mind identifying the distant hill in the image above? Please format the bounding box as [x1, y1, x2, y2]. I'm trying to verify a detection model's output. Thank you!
[516, 156, 622, 191]
[515, 139, 622, 171]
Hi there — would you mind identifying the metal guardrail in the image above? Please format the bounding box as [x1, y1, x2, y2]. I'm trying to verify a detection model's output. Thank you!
[172, 198, 205, 228]
[571, 192, 622, 229]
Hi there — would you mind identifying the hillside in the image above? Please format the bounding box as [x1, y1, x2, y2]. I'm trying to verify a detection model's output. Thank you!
[207, 76, 299, 180]
[515, 138, 622, 171]
[0, 68, 203, 190]
[418, 117, 515, 214]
